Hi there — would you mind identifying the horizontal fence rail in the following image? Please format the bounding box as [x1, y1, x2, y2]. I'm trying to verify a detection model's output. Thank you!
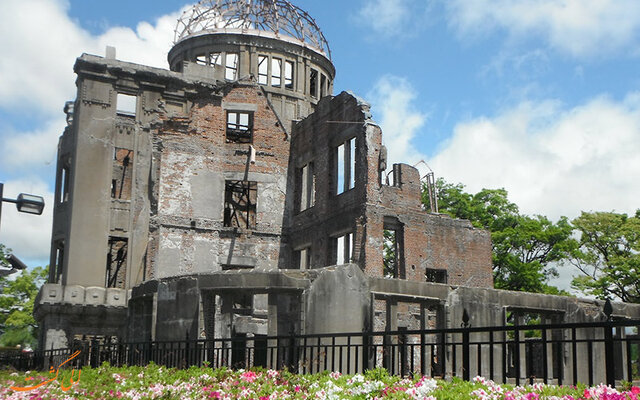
[2, 319, 639, 388]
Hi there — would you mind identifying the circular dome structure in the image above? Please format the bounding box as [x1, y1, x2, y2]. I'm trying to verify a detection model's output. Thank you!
[174, 0, 331, 59]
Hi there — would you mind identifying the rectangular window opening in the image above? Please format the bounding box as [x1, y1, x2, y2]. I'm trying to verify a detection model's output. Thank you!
[195, 54, 207, 65]
[258, 55, 268, 85]
[298, 162, 315, 212]
[335, 138, 356, 195]
[112, 148, 133, 200]
[106, 237, 128, 289]
[425, 268, 447, 284]
[225, 53, 238, 80]
[335, 232, 354, 265]
[310, 69, 318, 98]
[224, 180, 257, 229]
[57, 164, 70, 204]
[320, 74, 327, 97]
[285, 60, 294, 89]
[226, 111, 253, 143]
[383, 229, 398, 278]
[210, 52, 222, 66]
[384, 217, 404, 279]
[51, 241, 64, 283]
[348, 137, 355, 190]
[116, 93, 137, 117]
[294, 247, 311, 270]
[271, 58, 282, 87]
[336, 143, 345, 195]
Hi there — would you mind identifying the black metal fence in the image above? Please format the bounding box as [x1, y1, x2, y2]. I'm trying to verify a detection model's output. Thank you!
[2, 319, 639, 388]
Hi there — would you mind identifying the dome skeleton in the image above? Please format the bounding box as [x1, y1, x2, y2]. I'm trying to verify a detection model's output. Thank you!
[174, 0, 331, 59]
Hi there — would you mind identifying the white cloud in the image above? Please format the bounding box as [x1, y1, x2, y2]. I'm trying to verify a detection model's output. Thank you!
[0, 178, 54, 267]
[0, 0, 182, 263]
[1, 117, 64, 170]
[429, 93, 640, 220]
[366, 75, 429, 168]
[0, 0, 178, 118]
[446, 0, 640, 57]
[356, 0, 430, 37]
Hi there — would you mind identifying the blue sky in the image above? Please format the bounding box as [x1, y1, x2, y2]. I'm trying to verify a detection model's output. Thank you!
[1, 0, 640, 290]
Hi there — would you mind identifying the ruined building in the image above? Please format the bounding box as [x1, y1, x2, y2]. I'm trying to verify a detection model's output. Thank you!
[35, 0, 640, 383]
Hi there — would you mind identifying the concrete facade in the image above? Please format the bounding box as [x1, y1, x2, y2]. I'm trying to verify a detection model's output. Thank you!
[34, 0, 640, 380]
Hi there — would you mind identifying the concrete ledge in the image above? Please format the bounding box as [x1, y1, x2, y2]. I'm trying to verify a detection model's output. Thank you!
[106, 288, 128, 307]
[63, 285, 85, 304]
[85, 287, 106, 305]
[38, 284, 63, 304]
[36, 284, 128, 308]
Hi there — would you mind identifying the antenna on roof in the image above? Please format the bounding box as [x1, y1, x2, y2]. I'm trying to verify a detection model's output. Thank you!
[412, 160, 438, 213]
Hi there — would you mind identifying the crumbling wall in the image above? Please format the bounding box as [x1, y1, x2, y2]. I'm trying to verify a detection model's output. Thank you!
[290, 91, 492, 288]
[150, 83, 290, 279]
[288, 92, 374, 269]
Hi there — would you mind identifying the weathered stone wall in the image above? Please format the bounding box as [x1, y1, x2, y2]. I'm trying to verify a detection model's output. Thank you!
[149, 83, 290, 279]
[289, 91, 492, 288]
[288, 92, 372, 269]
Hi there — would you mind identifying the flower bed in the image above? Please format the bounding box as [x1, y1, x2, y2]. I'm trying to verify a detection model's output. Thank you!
[1, 364, 639, 399]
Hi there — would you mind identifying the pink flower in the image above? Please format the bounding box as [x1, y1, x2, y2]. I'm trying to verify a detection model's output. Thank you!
[241, 371, 258, 383]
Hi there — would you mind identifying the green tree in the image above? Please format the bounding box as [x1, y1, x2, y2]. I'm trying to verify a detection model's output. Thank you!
[0, 243, 48, 348]
[423, 179, 572, 294]
[569, 211, 640, 303]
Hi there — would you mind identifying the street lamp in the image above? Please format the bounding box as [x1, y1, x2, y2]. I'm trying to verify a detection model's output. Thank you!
[0, 183, 46, 231]
[0, 253, 27, 277]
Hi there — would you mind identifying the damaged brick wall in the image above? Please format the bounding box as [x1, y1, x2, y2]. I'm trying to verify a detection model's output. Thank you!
[290, 91, 493, 288]
[288, 92, 373, 270]
[149, 83, 291, 278]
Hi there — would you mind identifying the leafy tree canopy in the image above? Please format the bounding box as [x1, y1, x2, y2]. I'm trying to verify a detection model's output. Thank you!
[569, 211, 640, 303]
[0, 243, 48, 349]
[422, 179, 572, 295]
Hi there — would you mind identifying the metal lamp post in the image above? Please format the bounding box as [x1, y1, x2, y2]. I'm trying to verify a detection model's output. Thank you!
[0, 183, 45, 275]
[0, 182, 45, 231]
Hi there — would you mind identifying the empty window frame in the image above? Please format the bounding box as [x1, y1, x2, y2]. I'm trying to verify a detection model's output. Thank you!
[383, 229, 398, 278]
[112, 148, 133, 200]
[57, 163, 70, 204]
[335, 138, 356, 195]
[320, 74, 327, 97]
[383, 217, 404, 279]
[309, 69, 318, 98]
[425, 268, 447, 284]
[224, 180, 257, 229]
[226, 111, 253, 143]
[284, 60, 294, 89]
[51, 241, 64, 283]
[294, 247, 311, 270]
[195, 54, 208, 65]
[116, 93, 137, 117]
[195, 52, 222, 67]
[298, 162, 315, 212]
[271, 58, 282, 87]
[106, 237, 128, 288]
[225, 53, 238, 80]
[210, 52, 222, 66]
[258, 55, 269, 85]
[334, 232, 354, 265]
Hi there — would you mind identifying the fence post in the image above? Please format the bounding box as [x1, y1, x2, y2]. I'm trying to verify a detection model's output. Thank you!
[90, 338, 99, 368]
[288, 328, 296, 373]
[185, 330, 191, 368]
[362, 326, 370, 373]
[462, 309, 471, 381]
[604, 299, 616, 387]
